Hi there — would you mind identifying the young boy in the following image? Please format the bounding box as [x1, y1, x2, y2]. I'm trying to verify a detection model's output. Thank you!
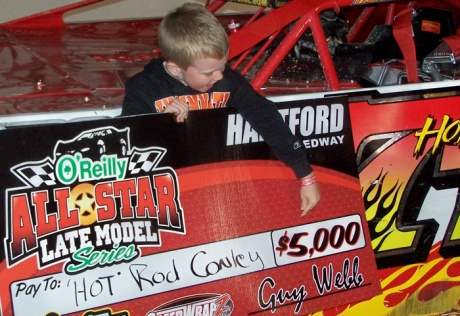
[121, 2, 320, 217]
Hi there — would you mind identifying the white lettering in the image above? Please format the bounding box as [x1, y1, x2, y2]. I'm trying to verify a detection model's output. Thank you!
[303, 135, 345, 149]
[330, 103, 344, 132]
[242, 121, 260, 143]
[226, 114, 244, 145]
[226, 104, 345, 146]
[289, 107, 301, 135]
[300, 106, 315, 136]
[316, 105, 330, 134]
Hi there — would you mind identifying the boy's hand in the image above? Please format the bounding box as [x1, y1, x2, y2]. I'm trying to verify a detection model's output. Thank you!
[163, 98, 190, 123]
[300, 174, 320, 217]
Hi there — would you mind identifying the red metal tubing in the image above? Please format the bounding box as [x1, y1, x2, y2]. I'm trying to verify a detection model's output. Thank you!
[228, 0, 326, 60]
[206, 0, 227, 13]
[346, 6, 376, 43]
[240, 29, 283, 75]
[310, 10, 341, 90]
[231, 7, 269, 70]
[385, 3, 397, 25]
[251, 2, 341, 91]
[0, 0, 105, 29]
[243, 6, 268, 26]
[231, 48, 252, 70]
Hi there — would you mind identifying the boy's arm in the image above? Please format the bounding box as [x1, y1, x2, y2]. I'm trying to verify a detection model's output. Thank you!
[231, 81, 312, 177]
[300, 173, 320, 217]
[228, 73, 320, 216]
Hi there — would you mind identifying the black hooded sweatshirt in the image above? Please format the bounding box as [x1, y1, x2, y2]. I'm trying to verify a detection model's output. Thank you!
[121, 59, 312, 178]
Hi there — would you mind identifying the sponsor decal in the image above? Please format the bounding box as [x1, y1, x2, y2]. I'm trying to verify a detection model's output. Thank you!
[146, 293, 234, 316]
[421, 20, 442, 34]
[355, 112, 460, 269]
[226, 103, 345, 148]
[3, 127, 185, 274]
[414, 114, 460, 156]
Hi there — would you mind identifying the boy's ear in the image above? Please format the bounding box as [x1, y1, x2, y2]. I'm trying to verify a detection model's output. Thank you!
[165, 61, 182, 77]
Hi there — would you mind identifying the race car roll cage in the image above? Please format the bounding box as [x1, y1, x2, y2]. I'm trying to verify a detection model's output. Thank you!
[216, 0, 345, 91]
[205, 0, 460, 93]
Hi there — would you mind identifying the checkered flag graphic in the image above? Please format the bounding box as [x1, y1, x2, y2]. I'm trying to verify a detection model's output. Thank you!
[128, 148, 166, 175]
[12, 160, 56, 188]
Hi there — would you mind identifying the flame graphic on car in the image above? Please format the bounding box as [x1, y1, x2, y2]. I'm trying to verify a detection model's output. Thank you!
[319, 244, 460, 316]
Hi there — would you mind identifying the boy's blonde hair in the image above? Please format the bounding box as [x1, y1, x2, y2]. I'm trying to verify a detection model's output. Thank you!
[158, 3, 230, 69]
